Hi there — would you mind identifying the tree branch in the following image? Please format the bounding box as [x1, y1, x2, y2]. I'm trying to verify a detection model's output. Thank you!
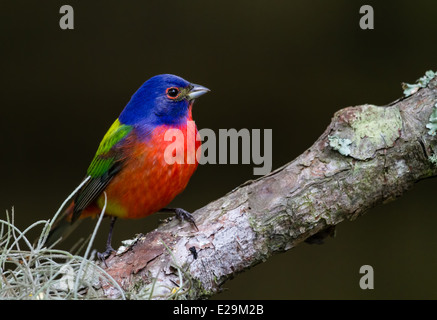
[98, 74, 437, 299]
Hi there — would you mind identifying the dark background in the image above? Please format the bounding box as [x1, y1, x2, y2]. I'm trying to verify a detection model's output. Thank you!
[1, 1, 437, 299]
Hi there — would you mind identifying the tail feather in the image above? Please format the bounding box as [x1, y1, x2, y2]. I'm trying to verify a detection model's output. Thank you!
[44, 203, 82, 248]
[41, 176, 94, 248]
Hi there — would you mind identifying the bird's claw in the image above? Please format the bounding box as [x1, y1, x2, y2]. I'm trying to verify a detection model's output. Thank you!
[174, 208, 198, 231]
[97, 245, 115, 267]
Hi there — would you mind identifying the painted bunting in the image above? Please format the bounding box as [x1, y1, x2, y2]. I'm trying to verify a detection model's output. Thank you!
[45, 74, 209, 258]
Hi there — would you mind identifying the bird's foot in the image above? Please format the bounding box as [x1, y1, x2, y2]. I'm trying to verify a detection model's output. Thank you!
[97, 245, 115, 267]
[174, 208, 198, 230]
[163, 208, 198, 231]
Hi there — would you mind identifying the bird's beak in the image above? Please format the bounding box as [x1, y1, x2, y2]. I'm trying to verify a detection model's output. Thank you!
[187, 84, 210, 101]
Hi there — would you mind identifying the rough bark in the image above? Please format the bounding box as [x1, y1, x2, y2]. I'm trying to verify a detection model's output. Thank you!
[98, 76, 437, 299]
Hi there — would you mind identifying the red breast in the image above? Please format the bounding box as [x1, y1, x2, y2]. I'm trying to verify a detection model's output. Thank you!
[81, 113, 201, 220]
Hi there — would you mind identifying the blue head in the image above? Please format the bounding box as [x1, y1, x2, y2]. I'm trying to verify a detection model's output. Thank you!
[119, 74, 209, 127]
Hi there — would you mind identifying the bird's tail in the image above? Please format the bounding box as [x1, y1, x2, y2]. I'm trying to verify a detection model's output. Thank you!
[42, 203, 82, 248]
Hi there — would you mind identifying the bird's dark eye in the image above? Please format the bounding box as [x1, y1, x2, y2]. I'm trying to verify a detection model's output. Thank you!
[166, 87, 180, 99]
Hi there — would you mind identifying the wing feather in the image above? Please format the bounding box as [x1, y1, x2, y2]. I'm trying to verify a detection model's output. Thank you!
[71, 119, 133, 221]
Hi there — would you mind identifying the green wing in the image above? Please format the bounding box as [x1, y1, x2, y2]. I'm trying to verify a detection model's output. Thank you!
[72, 119, 133, 221]
[87, 119, 133, 178]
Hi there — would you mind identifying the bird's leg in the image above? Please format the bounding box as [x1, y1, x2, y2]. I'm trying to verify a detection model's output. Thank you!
[161, 208, 198, 231]
[97, 216, 117, 264]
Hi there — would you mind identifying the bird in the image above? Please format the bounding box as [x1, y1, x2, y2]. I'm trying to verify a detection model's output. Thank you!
[45, 74, 209, 259]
